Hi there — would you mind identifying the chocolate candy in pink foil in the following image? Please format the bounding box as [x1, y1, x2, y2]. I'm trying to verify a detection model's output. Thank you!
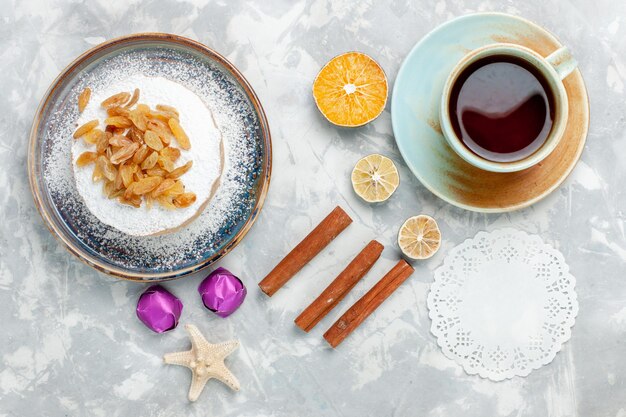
[198, 267, 247, 318]
[136, 285, 183, 333]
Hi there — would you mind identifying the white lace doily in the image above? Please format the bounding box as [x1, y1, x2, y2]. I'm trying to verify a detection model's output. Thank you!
[427, 229, 578, 381]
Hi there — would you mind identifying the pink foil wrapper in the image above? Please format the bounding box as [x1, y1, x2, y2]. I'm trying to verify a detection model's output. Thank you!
[136, 285, 183, 333]
[198, 267, 247, 318]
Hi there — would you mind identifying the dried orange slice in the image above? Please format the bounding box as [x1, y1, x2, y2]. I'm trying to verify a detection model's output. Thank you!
[312, 52, 388, 127]
[398, 215, 441, 260]
[351, 154, 399, 203]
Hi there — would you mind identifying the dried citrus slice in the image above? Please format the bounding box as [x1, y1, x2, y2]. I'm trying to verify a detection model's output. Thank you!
[313, 52, 388, 127]
[351, 154, 399, 203]
[398, 215, 441, 260]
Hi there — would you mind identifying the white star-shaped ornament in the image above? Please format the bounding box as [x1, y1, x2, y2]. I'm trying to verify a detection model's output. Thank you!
[164, 324, 240, 401]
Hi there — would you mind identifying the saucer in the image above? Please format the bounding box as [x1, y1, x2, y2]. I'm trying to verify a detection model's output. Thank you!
[391, 13, 589, 212]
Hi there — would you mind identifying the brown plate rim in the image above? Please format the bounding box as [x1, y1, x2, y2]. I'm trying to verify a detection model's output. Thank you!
[27, 33, 272, 281]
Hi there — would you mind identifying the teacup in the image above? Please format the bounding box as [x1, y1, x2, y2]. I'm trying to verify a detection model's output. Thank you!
[439, 43, 577, 173]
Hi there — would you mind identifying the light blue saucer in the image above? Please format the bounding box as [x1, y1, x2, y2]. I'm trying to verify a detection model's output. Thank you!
[391, 13, 589, 212]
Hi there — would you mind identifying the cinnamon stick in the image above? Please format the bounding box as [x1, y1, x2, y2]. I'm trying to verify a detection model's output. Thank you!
[259, 206, 352, 296]
[295, 240, 384, 332]
[323, 259, 415, 348]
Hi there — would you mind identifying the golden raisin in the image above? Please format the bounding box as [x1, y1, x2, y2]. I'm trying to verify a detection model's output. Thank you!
[104, 116, 133, 128]
[144, 195, 153, 209]
[97, 156, 117, 181]
[78, 87, 91, 113]
[119, 195, 141, 208]
[76, 151, 98, 167]
[109, 134, 133, 148]
[107, 106, 130, 117]
[156, 104, 179, 118]
[128, 127, 143, 143]
[147, 111, 171, 123]
[146, 167, 168, 177]
[129, 109, 147, 131]
[157, 195, 177, 210]
[113, 169, 124, 191]
[144, 130, 164, 151]
[110, 189, 124, 199]
[132, 144, 149, 164]
[101, 92, 131, 108]
[141, 151, 159, 170]
[103, 180, 117, 198]
[83, 128, 103, 145]
[160, 147, 181, 162]
[96, 131, 109, 154]
[167, 160, 193, 179]
[163, 180, 185, 196]
[158, 155, 174, 172]
[73, 120, 99, 139]
[120, 163, 135, 188]
[159, 132, 171, 146]
[133, 176, 163, 195]
[92, 163, 103, 182]
[115, 164, 126, 191]
[124, 183, 136, 199]
[174, 192, 196, 208]
[125, 88, 140, 108]
[146, 120, 171, 145]
[168, 118, 191, 150]
[151, 178, 176, 198]
[110, 143, 140, 165]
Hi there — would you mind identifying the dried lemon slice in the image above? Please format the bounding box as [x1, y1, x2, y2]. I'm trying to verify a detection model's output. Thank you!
[351, 154, 399, 203]
[312, 52, 388, 127]
[398, 215, 441, 260]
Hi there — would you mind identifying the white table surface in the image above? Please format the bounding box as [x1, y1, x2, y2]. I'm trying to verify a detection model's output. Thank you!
[1, 0, 625, 416]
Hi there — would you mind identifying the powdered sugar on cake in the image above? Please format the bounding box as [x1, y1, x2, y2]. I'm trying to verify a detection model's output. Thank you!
[42, 47, 264, 272]
[72, 75, 223, 236]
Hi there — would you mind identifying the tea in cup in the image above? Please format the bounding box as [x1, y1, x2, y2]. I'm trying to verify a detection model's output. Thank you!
[440, 43, 577, 173]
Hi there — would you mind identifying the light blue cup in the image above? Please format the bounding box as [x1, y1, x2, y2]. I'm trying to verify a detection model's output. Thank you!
[439, 43, 577, 173]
